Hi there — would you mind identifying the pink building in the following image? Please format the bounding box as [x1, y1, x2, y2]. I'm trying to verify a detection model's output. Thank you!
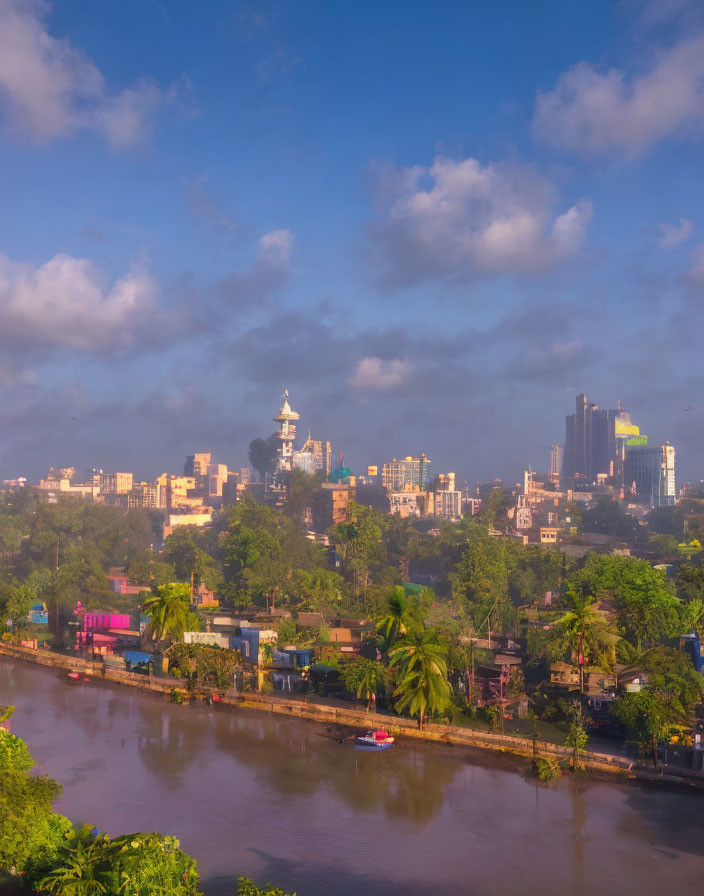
[83, 613, 131, 631]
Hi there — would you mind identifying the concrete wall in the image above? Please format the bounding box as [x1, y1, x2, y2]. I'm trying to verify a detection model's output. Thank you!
[0, 642, 634, 781]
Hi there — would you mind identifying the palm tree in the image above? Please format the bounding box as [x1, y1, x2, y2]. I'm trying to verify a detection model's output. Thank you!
[377, 586, 409, 650]
[143, 583, 191, 644]
[552, 589, 612, 694]
[389, 626, 452, 729]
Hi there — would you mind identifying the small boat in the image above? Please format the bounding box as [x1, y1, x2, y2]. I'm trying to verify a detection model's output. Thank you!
[64, 671, 89, 683]
[355, 729, 395, 749]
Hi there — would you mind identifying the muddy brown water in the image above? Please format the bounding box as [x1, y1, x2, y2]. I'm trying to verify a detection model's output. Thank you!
[2, 659, 702, 895]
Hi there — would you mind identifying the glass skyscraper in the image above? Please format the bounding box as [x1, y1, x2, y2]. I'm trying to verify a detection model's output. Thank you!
[624, 444, 676, 507]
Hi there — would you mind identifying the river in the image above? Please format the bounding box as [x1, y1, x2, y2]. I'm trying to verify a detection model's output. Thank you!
[2, 659, 702, 895]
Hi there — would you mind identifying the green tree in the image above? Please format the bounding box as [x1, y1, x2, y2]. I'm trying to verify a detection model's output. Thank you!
[294, 567, 344, 617]
[613, 647, 704, 767]
[564, 701, 589, 770]
[676, 563, 704, 604]
[237, 878, 296, 896]
[647, 533, 679, 558]
[285, 470, 321, 522]
[612, 690, 669, 767]
[479, 487, 510, 530]
[639, 646, 704, 720]
[143, 583, 192, 644]
[566, 554, 682, 649]
[277, 618, 298, 647]
[0, 713, 72, 876]
[376, 586, 409, 650]
[222, 497, 321, 610]
[581, 498, 639, 539]
[389, 626, 452, 729]
[450, 536, 516, 633]
[3, 570, 51, 629]
[550, 590, 614, 693]
[338, 657, 387, 710]
[126, 550, 177, 588]
[332, 503, 386, 594]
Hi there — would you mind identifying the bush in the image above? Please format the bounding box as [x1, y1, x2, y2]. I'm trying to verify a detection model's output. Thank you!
[533, 756, 562, 781]
[37, 827, 201, 896]
[237, 877, 296, 896]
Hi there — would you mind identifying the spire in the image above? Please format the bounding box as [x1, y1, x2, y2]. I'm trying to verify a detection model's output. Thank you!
[274, 388, 299, 423]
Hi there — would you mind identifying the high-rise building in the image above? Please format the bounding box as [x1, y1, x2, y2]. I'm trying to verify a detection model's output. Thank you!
[273, 390, 299, 473]
[312, 483, 350, 532]
[292, 433, 332, 477]
[433, 473, 462, 520]
[184, 454, 211, 476]
[549, 442, 563, 478]
[97, 472, 133, 495]
[624, 443, 676, 507]
[563, 394, 640, 484]
[206, 463, 228, 497]
[382, 454, 431, 491]
[222, 472, 240, 506]
[128, 482, 160, 509]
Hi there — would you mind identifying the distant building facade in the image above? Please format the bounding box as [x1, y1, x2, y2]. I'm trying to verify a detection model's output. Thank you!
[312, 483, 350, 532]
[184, 454, 211, 476]
[563, 393, 648, 486]
[95, 471, 133, 495]
[433, 473, 462, 520]
[292, 434, 332, 477]
[624, 443, 676, 507]
[382, 454, 431, 492]
[549, 442, 563, 479]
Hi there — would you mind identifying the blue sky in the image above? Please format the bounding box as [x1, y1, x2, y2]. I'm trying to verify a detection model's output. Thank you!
[0, 0, 703, 486]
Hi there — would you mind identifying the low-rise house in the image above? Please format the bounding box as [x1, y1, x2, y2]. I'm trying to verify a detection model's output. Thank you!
[550, 662, 580, 688]
[191, 582, 219, 607]
[296, 612, 325, 628]
[183, 631, 230, 649]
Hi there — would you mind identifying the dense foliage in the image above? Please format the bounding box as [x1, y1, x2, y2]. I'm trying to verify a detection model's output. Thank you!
[2, 484, 704, 759]
[0, 707, 296, 895]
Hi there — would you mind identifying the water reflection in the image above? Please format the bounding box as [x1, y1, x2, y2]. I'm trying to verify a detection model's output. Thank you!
[210, 713, 459, 827]
[618, 786, 704, 859]
[569, 782, 587, 896]
[5, 659, 704, 896]
[136, 703, 212, 788]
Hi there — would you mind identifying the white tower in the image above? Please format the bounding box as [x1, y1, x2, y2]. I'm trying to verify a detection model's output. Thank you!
[273, 390, 300, 473]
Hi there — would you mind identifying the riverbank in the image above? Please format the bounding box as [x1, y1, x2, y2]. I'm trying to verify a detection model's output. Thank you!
[3, 641, 702, 791]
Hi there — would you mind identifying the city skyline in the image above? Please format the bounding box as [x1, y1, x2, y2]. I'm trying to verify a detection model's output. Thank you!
[0, 1, 703, 483]
[7, 387, 686, 499]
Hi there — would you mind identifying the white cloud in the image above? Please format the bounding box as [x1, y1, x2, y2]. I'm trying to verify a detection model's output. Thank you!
[374, 156, 592, 284]
[0, 252, 156, 351]
[219, 229, 295, 307]
[534, 37, 704, 156]
[257, 229, 294, 268]
[0, 0, 178, 148]
[349, 357, 412, 390]
[658, 217, 693, 248]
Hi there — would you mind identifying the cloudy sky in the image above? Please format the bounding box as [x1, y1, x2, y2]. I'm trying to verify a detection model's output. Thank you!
[0, 0, 702, 485]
